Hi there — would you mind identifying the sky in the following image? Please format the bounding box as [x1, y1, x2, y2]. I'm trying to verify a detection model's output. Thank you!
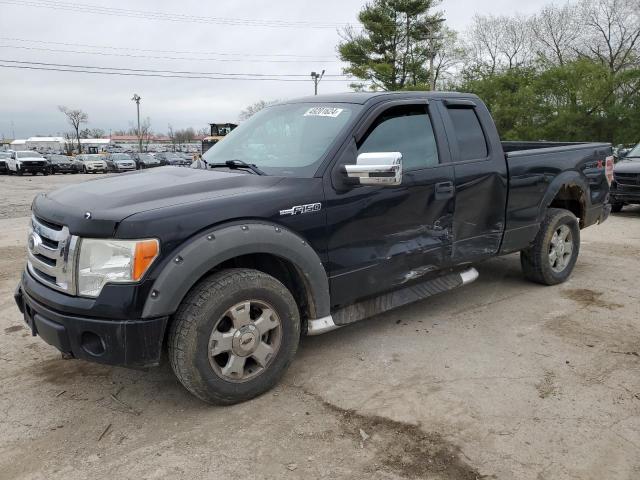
[0, 0, 554, 139]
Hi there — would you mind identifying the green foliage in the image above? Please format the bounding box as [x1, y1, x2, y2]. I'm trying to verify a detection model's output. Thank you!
[458, 59, 640, 144]
[338, 0, 442, 91]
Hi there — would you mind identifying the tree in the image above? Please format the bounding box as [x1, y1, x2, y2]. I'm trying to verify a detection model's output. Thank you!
[531, 3, 581, 66]
[137, 117, 152, 151]
[58, 106, 88, 153]
[239, 99, 279, 121]
[80, 128, 106, 139]
[63, 132, 76, 155]
[167, 124, 177, 152]
[338, 0, 444, 91]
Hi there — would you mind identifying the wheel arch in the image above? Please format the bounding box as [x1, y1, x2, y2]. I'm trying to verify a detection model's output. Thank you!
[142, 221, 330, 325]
[539, 172, 589, 228]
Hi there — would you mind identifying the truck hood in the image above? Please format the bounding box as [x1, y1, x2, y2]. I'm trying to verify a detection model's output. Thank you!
[33, 166, 282, 237]
[614, 159, 640, 173]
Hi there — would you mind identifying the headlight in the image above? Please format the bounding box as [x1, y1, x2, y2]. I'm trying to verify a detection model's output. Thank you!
[78, 238, 159, 297]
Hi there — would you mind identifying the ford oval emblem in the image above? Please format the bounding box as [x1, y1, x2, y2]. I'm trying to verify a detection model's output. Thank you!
[28, 232, 41, 254]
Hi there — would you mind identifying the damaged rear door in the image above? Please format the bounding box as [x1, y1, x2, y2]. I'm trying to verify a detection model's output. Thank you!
[325, 100, 456, 308]
[437, 99, 508, 263]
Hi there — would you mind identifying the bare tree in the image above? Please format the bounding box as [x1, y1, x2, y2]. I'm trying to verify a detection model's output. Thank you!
[429, 28, 465, 89]
[531, 3, 582, 66]
[465, 14, 504, 74]
[580, 0, 640, 73]
[167, 124, 177, 152]
[239, 100, 279, 121]
[58, 106, 88, 154]
[500, 15, 532, 69]
[63, 132, 75, 155]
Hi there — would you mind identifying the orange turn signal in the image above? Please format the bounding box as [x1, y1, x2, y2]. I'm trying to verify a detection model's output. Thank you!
[133, 239, 159, 281]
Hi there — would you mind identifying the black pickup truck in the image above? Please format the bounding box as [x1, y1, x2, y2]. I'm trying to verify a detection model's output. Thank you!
[14, 92, 612, 404]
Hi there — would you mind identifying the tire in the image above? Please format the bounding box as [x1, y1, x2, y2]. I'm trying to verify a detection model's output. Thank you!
[611, 202, 624, 213]
[16, 168, 23, 176]
[521, 208, 580, 285]
[168, 268, 301, 405]
[82, 166, 87, 174]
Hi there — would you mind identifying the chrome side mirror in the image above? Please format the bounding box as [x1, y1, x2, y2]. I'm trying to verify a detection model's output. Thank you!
[344, 152, 403, 186]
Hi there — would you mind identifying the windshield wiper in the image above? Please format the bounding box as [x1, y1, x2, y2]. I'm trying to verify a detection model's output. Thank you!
[208, 159, 266, 175]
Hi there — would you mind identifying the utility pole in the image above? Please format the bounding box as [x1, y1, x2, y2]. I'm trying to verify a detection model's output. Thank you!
[131, 93, 142, 153]
[425, 18, 446, 91]
[310, 70, 325, 95]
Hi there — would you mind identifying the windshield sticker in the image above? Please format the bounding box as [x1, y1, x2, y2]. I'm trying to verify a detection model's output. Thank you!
[304, 107, 344, 118]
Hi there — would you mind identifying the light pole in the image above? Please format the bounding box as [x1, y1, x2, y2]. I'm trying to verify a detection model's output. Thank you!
[131, 93, 142, 152]
[311, 70, 325, 95]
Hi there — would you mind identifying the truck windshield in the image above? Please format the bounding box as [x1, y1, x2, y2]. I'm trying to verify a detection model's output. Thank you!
[202, 103, 359, 176]
[625, 143, 640, 159]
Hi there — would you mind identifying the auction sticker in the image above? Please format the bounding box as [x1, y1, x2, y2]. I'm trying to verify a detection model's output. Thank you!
[304, 107, 344, 117]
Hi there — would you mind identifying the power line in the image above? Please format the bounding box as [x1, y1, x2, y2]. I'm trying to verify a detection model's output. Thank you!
[0, 37, 339, 60]
[0, 58, 350, 78]
[0, 60, 355, 82]
[0, 0, 359, 29]
[0, 44, 344, 65]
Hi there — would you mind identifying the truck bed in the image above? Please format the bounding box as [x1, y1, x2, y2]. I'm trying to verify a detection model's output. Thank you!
[500, 141, 612, 254]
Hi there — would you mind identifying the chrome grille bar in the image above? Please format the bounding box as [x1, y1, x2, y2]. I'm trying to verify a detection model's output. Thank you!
[27, 215, 79, 294]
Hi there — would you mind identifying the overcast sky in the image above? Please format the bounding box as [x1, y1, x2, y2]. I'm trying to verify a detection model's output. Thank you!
[0, 0, 553, 139]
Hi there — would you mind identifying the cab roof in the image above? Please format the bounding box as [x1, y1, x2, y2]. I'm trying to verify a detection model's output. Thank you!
[281, 91, 479, 106]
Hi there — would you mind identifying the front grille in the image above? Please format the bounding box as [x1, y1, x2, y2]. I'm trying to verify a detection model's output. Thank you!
[615, 172, 640, 186]
[27, 215, 79, 294]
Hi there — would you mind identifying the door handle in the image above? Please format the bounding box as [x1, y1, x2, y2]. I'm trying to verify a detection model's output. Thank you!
[435, 181, 455, 198]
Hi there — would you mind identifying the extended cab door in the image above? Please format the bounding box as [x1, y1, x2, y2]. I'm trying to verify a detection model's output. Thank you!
[324, 100, 456, 308]
[436, 99, 508, 263]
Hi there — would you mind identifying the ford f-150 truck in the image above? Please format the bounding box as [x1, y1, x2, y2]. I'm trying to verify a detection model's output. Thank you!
[14, 92, 613, 405]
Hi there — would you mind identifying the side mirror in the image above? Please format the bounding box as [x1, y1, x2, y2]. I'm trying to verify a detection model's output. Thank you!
[344, 152, 403, 186]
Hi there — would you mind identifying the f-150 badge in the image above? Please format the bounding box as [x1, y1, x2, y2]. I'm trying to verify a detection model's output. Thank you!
[279, 203, 322, 216]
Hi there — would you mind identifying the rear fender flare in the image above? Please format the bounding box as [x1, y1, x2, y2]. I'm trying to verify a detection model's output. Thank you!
[537, 171, 589, 224]
[141, 222, 330, 320]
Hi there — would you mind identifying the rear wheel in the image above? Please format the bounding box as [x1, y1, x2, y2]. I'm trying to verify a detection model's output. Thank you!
[611, 202, 624, 213]
[168, 268, 300, 405]
[521, 208, 580, 285]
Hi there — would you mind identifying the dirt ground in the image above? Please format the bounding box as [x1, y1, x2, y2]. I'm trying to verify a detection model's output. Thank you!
[1, 173, 639, 480]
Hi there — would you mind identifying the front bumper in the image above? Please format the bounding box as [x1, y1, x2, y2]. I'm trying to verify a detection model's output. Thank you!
[610, 186, 640, 204]
[14, 277, 168, 368]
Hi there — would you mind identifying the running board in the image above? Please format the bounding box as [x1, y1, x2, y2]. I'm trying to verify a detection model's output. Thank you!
[306, 267, 479, 335]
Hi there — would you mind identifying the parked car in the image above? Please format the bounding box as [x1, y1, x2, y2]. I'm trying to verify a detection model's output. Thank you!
[613, 143, 636, 162]
[132, 153, 161, 169]
[105, 153, 137, 173]
[610, 142, 640, 212]
[0, 151, 10, 174]
[48, 155, 80, 174]
[15, 91, 612, 405]
[76, 154, 108, 173]
[7, 150, 48, 175]
[155, 152, 191, 166]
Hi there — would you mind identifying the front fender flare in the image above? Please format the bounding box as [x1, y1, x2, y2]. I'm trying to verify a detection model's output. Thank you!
[141, 222, 330, 320]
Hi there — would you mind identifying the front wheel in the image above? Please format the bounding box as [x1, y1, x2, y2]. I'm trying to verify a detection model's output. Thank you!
[521, 208, 580, 285]
[168, 268, 300, 405]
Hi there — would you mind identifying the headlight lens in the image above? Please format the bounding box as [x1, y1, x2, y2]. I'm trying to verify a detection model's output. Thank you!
[78, 238, 159, 297]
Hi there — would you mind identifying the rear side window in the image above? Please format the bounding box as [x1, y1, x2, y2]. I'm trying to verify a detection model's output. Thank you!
[359, 105, 439, 170]
[447, 107, 488, 161]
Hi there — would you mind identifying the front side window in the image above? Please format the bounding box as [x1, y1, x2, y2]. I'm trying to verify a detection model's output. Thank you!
[447, 107, 488, 161]
[203, 102, 359, 177]
[358, 105, 439, 170]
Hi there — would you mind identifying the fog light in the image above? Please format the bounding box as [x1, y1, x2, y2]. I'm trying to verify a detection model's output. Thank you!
[80, 331, 106, 356]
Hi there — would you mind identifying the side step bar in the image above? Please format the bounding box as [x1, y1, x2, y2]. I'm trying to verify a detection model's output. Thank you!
[306, 266, 479, 336]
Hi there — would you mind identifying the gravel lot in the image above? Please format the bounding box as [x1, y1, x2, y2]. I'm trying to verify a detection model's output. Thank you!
[1, 173, 639, 480]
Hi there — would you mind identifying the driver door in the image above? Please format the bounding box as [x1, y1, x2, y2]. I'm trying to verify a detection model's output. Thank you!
[324, 101, 456, 308]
